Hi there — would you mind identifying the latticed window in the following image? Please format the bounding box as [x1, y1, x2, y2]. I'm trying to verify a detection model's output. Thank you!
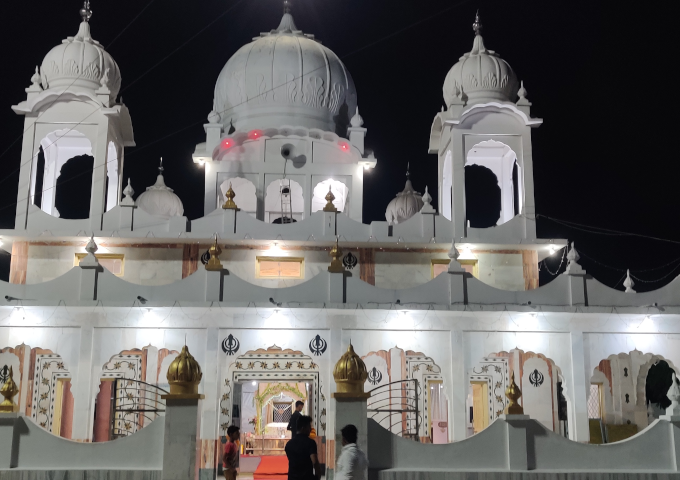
[273, 403, 292, 423]
[587, 384, 602, 419]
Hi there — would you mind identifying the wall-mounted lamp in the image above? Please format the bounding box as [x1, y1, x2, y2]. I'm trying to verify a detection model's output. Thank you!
[137, 296, 147, 304]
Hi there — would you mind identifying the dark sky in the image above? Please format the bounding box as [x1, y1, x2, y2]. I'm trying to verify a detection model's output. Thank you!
[0, 0, 678, 291]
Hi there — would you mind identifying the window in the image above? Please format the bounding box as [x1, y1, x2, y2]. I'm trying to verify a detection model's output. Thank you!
[431, 259, 478, 278]
[256, 257, 304, 279]
[587, 384, 603, 419]
[431, 259, 450, 279]
[75, 253, 125, 276]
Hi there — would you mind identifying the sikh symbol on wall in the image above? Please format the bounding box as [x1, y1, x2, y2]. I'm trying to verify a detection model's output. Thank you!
[367, 366, 383, 386]
[529, 368, 544, 387]
[222, 334, 240, 355]
[343, 252, 358, 270]
[309, 335, 327, 356]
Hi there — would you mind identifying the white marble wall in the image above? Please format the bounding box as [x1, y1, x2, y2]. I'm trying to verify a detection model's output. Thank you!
[222, 248, 329, 288]
[25, 245, 183, 286]
[476, 254, 525, 291]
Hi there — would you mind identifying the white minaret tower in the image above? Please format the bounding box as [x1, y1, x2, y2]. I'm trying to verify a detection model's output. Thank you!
[428, 12, 542, 241]
[12, 1, 134, 230]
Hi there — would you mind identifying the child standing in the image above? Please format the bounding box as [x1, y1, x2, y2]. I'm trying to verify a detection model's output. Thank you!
[223, 425, 240, 480]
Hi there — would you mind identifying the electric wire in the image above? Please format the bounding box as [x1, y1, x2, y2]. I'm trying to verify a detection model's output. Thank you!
[0, 0, 477, 214]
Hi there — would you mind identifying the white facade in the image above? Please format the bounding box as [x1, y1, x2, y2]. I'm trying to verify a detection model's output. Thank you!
[1, 6, 676, 480]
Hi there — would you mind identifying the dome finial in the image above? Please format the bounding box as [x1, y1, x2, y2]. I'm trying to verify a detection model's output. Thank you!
[406, 162, 410, 180]
[80, 1, 92, 23]
[277, 0, 298, 32]
[158, 157, 164, 174]
[473, 9, 482, 36]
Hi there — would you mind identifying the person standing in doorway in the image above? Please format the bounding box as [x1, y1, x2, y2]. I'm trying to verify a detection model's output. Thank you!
[285, 415, 321, 480]
[287, 400, 304, 438]
[223, 425, 240, 480]
[335, 424, 368, 480]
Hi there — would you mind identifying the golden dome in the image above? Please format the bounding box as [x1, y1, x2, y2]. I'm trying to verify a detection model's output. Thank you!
[333, 344, 368, 397]
[504, 371, 524, 415]
[0, 366, 19, 412]
[167, 345, 203, 395]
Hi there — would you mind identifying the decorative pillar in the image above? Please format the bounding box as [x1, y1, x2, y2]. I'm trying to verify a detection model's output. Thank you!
[499, 372, 530, 470]
[569, 331, 590, 442]
[162, 345, 205, 480]
[332, 344, 369, 479]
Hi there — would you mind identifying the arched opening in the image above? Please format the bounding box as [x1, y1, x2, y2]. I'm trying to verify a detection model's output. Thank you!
[220, 177, 257, 217]
[33, 129, 93, 217]
[646, 360, 674, 421]
[33, 147, 45, 208]
[106, 142, 120, 212]
[311, 179, 348, 213]
[264, 179, 304, 223]
[55, 155, 94, 219]
[464, 164, 501, 228]
[465, 140, 521, 227]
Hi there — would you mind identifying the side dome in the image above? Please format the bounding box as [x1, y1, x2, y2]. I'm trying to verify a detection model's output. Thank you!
[136, 163, 184, 219]
[385, 175, 424, 226]
[40, 18, 121, 97]
[213, 10, 356, 133]
[443, 14, 518, 106]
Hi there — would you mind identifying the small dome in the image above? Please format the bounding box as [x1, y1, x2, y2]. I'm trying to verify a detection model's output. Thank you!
[443, 14, 518, 106]
[333, 344, 368, 396]
[40, 19, 121, 97]
[167, 345, 203, 395]
[213, 10, 356, 133]
[385, 176, 424, 226]
[136, 164, 184, 219]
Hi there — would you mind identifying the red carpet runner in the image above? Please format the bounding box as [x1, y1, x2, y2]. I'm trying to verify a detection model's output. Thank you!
[253, 455, 289, 480]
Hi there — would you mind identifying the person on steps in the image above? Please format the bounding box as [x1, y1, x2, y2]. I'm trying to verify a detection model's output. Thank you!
[285, 415, 321, 480]
[223, 425, 240, 480]
[287, 400, 304, 438]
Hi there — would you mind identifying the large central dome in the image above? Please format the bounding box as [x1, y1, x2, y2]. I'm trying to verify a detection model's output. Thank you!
[213, 10, 356, 134]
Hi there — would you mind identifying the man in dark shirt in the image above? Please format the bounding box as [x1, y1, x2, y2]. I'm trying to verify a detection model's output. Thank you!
[287, 400, 304, 438]
[285, 415, 320, 480]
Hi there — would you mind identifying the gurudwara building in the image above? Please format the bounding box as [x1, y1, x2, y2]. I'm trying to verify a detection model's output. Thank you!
[3, 3, 680, 480]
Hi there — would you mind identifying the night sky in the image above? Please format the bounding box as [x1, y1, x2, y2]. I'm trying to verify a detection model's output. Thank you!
[0, 0, 677, 291]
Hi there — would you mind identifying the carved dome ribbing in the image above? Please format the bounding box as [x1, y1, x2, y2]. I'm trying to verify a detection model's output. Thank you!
[213, 12, 356, 133]
[385, 178, 424, 226]
[443, 29, 518, 106]
[40, 21, 121, 97]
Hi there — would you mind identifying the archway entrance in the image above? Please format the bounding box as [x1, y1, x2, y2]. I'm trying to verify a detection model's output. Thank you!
[221, 345, 327, 475]
[465, 140, 521, 227]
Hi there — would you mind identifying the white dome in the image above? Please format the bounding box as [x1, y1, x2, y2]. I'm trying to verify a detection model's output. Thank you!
[443, 17, 518, 106]
[213, 11, 356, 133]
[136, 173, 184, 219]
[385, 178, 424, 226]
[40, 21, 121, 97]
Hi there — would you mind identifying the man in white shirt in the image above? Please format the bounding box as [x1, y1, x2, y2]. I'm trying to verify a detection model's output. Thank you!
[335, 424, 368, 480]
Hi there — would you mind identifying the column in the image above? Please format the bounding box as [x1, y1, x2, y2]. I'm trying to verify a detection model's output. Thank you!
[450, 329, 466, 441]
[15, 117, 38, 230]
[162, 397, 203, 480]
[89, 118, 110, 230]
[71, 324, 95, 441]
[569, 331, 589, 442]
[450, 134, 466, 239]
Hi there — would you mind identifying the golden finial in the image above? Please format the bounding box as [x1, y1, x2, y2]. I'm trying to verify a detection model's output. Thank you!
[222, 182, 239, 210]
[504, 371, 524, 415]
[166, 345, 203, 395]
[0, 366, 20, 412]
[205, 234, 224, 271]
[332, 343, 369, 398]
[323, 185, 337, 212]
[328, 237, 344, 273]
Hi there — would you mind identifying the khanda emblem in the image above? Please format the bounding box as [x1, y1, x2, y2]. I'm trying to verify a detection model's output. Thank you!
[0, 365, 9, 384]
[529, 368, 544, 387]
[309, 335, 327, 356]
[367, 367, 382, 385]
[221, 334, 240, 355]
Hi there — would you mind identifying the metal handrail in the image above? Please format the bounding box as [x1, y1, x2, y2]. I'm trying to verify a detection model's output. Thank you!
[367, 379, 420, 441]
[111, 378, 169, 438]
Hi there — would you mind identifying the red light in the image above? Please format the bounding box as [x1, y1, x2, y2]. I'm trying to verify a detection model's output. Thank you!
[338, 141, 350, 151]
[222, 138, 234, 149]
[248, 129, 263, 140]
